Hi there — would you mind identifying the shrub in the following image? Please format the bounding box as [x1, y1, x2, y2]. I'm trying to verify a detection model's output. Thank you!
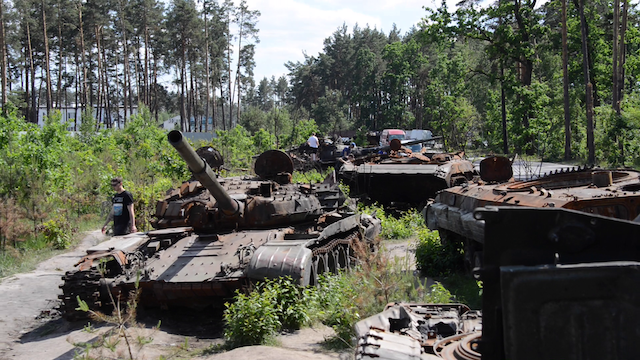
[41, 216, 73, 250]
[414, 229, 464, 277]
[223, 287, 281, 347]
[265, 277, 310, 330]
[359, 204, 425, 240]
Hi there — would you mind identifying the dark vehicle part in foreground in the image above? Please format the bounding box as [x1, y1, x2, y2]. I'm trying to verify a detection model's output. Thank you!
[59, 130, 381, 320]
[340, 138, 475, 206]
[425, 156, 640, 269]
[356, 206, 640, 359]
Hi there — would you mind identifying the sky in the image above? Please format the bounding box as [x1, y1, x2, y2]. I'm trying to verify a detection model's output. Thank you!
[244, 0, 450, 82]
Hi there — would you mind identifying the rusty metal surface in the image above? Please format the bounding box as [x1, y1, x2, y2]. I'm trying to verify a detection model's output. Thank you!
[426, 167, 640, 245]
[195, 146, 223, 171]
[254, 149, 295, 180]
[476, 206, 640, 360]
[479, 156, 513, 182]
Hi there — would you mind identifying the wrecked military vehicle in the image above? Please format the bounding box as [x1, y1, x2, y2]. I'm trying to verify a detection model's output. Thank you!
[356, 206, 640, 359]
[425, 156, 640, 270]
[340, 138, 476, 207]
[59, 130, 381, 320]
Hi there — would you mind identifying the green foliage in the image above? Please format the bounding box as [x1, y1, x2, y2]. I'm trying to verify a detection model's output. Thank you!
[359, 204, 425, 240]
[414, 229, 464, 277]
[223, 286, 282, 347]
[223, 276, 315, 348]
[211, 125, 255, 170]
[41, 216, 73, 250]
[291, 167, 335, 184]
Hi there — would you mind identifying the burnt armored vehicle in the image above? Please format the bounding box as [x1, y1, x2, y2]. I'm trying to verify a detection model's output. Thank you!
[339, 138, 476, 207]
[59, 130, 381, 319]
[356, 206, 640, 360]
[425, 156, 640, 269]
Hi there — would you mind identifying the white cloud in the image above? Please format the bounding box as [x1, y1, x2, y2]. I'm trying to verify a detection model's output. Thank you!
[243, 0, 453, 81]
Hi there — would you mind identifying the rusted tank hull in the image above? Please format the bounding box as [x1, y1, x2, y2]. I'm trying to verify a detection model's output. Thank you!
[341, 160, 475, 206]
[425, 166, 640, 269]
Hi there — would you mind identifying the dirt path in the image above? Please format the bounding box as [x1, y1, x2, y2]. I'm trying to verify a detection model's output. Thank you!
[1, 230, 403, 360]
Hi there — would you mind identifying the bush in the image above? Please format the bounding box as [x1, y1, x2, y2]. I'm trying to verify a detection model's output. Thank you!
[414, 229, 464, 277]
[359, 204, 425, 240]
[41, 216, 73, 250]
[223, 276, 311, 348]
[223, 286, 281, 347]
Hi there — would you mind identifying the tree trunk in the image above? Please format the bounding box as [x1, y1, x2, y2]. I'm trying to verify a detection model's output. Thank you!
[95, 25, 104, 127]
[153, 51, 158, 122]
[42, 0, 53, 114]
[119, 0, 129, 125]
[27, 20, 37, 123]
[78, 2, 88, 109]
[144, 24, 150, 106]
[180, 42, 187, 131]
[579, 0, 595, 164]
[204, 4, 210, 132]
[562, 0, 571, 160]
[101, 29, 112, 128]
[219, 78, 226, 130]
[56, 0, 63, 109]
[227, 11, 233, 129]
[613, 0, 620, 113]
[501, 65, 508, 155]
[0, 0, 7, 112]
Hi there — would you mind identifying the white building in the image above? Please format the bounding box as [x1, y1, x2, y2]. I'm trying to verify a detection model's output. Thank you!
[37, 105, 139, 131]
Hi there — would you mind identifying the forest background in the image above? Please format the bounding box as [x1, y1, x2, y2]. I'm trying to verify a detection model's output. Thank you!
[1, 0, 640, 266]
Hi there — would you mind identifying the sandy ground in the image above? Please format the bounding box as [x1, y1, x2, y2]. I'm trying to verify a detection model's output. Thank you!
[0, 231, 414, 360]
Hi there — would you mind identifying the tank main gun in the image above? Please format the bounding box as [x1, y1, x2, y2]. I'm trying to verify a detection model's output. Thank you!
[168, 130, 239, 216]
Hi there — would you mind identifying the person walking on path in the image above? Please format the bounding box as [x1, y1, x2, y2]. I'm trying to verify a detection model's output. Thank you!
[307, 132, 319, 161]
[102, 177, 137, 235]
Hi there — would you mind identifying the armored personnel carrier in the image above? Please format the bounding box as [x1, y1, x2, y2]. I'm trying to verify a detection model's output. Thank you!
[59, 130, 381, 319]
[425, 156, 640, 270]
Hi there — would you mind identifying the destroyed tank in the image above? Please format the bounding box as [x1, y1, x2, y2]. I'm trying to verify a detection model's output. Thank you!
[339, 138, 476, 207]
[424, 156, 640, 270]
[59, 130, 381, 319]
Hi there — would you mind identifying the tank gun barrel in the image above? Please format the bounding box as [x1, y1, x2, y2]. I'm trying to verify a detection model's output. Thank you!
[168, 130, 239, 215]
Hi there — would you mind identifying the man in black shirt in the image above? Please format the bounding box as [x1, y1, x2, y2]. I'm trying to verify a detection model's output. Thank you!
[102, 177, 137, 236]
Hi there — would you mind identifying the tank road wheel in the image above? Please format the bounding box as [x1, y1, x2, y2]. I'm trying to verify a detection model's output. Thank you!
[328, 250, 338, 274]
[464, 240, 483, 274]
[337, 246, 348, 271]
[317, 254, 328, 274]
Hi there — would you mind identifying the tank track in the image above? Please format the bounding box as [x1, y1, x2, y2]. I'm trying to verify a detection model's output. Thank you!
[59, 268, 107, 321]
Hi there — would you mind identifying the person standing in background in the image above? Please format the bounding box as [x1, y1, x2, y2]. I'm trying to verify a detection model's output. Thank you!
[307, 132, 319, 161]
[102, 177, 137, 235]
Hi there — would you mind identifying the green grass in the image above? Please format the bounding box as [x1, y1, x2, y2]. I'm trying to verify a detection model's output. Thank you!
[0, 213, 103, 280]
[438, 274, 483, 310]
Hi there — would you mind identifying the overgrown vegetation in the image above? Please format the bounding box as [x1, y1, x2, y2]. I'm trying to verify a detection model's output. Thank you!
[414, 229, 465, 278]
[222, 204, 475, 349]
[223, 265, 455, 349]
